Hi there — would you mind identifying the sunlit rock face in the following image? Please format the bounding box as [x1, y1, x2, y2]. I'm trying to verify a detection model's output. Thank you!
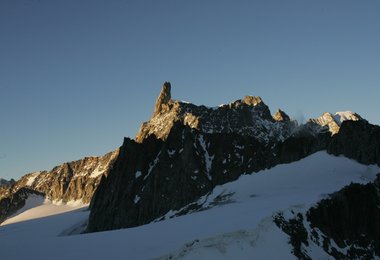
[0, 149, 119, 223]
[153, 81, 172, 117]
[273, 109, 291, 122]
[11, 150, 119, 204]
[136, 82, 297, 145]
[307, 111, 362, 135]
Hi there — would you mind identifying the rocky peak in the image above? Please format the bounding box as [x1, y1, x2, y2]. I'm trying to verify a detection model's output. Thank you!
[0, 148, 119, 218]
[333, 111, 362, 126]
[242, 96, 263, 106]
[136, 82, 296, 144]
[153, 81, 172, 116]
[273, 109, 290, 122]
[308, 111, 363, 135]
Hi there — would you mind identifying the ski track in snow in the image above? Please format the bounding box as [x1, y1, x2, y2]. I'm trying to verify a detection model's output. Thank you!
[0, 151, 379, 260]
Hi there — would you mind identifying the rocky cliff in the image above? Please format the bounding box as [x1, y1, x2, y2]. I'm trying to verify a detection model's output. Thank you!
[0, 149, 119, 224]
[88, 82, 362, 232]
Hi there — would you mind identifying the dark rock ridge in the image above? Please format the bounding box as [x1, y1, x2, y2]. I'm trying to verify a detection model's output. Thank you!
[275, 173, 380, 259]
[88, 82, 359, 232]
[328, 120, 380, 166]
[0, 150, 118, 223]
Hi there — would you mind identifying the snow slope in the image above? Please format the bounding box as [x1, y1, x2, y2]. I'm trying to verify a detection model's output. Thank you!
[1, 198, 86, 226]
[0, 152, 378, 260]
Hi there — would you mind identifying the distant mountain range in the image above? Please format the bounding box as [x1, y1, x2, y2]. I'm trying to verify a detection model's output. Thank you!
[1, 82, 379, 259]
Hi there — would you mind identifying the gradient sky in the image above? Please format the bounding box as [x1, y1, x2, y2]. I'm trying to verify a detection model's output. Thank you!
[1, 0, 379, 180]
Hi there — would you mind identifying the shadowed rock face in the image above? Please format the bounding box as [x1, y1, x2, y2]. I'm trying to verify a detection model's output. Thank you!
[275, 174, 380, 259]
[307, 175, 380, 258]
[328, 120, 380, 166]
[89, 122, 329, 232]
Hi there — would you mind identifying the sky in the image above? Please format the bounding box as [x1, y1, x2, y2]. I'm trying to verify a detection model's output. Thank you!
[1, 0, 379, 180]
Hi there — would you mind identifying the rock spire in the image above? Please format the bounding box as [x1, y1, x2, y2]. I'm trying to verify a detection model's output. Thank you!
[153, 81, 172, 116]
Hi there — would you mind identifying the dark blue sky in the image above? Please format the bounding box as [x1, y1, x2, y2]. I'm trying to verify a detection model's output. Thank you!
[1, 0, 379, 179]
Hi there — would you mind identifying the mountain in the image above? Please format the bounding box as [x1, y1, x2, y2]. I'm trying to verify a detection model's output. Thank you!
[1, 81, 378, 259]
[87, 82, 366, 232]
[0, 150, 118, 224]
[1, 82, 360, 229]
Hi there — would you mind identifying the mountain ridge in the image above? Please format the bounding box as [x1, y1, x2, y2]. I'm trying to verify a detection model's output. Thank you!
[0, 82, 368, 228]
[87, 82, 367, 232]
[1, 82, 379, 260]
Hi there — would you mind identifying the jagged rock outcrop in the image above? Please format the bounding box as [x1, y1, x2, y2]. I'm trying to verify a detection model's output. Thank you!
[306, 111, 362, 135]
[328, 120, 380, 166]
[273, 109, 290, 122]
[0, 188, 44, 223]
[136, 83, 298, 144]
[11, 150, 119, 204]
[0, 149, 119, 223]
[275, 174, 380, 259]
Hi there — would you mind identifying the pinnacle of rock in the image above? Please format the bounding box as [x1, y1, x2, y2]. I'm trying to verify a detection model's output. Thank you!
[274, 109, 290, 122]
[153, 81, 172, 116]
